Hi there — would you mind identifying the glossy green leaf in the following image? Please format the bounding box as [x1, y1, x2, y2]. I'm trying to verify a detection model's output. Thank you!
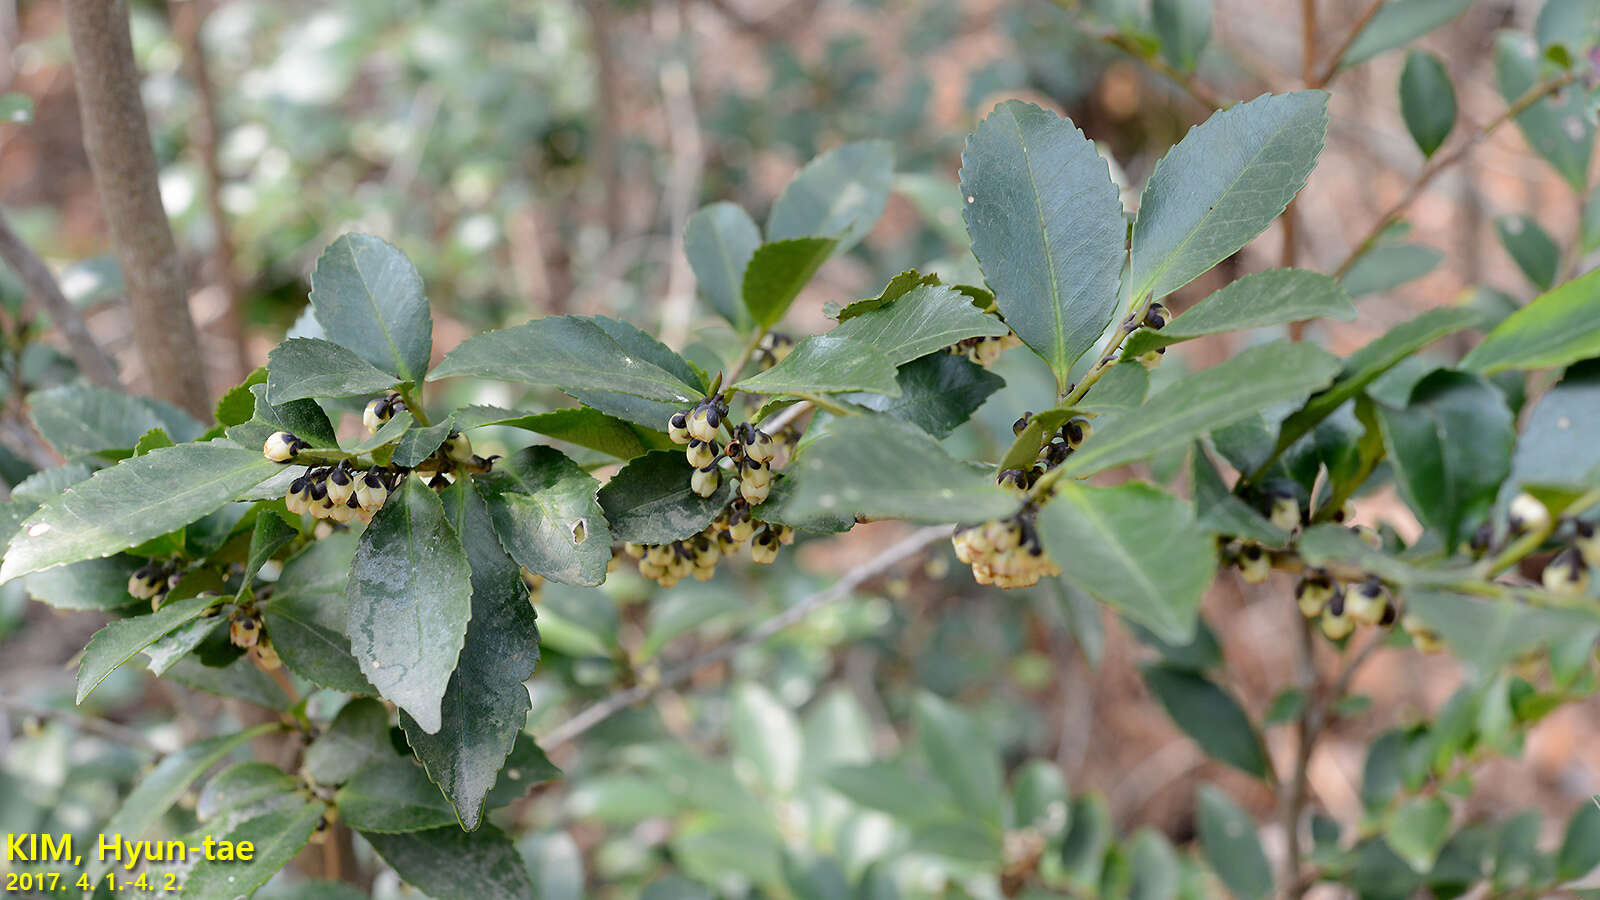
[960, 100, 1125, 388]
[833, 269, 943, 322]
[23, 555, 144, 611]
[1274, 306, 1481, 458]
[735, 335, 900, 397]
[1463, 267, 1600, 374]
[1501, 360, 1600, 503]
[214, 367, 268, 427]
[1123, 269, 1354, 356]
[780, 416, 1018, 524]
[1038, 482, 1215, 643]
[824, 763, 959, 822]
[478, 446, 610, 586]
[163, 654, 290, 711]
[1196, 784, 1272, 900]
[597, 451, 734, 544]
[27, 384, 203, 457]
[1153, 0, 1211, 71]
[338, 757, 457, 832]
[828, 284, 1008, 366]
[183, 802, 324, 899]
[197, 761, 299, 821]
[846, 354, 1003, 439]
[1342, 0, 1474, 66]
[914, 693, 1004, 827]
[1142, 665, 1268, 777]
[1378, 370, 1513, 548]
[1341, 243, 1444, 298]
[742, 237, 837, 329]
[1386, 796, 1452, 872]
[76, 593, 222, 702]
[266, 533, 373, 695]
[1400, 51, 1457, 157]
[402, 479, 541, 830]
[304, 697, 392, 786]
[362, 825, 536, 900]
[1063, 341, 1340, 478]
[11, 462, 92, 505]
[1079, 362, 1150, 414]
[1496, 215, 1561, 290]
[88, 724, 277, 880]
[143, 617, 223, 676]
[1130, 92, 1328, 302]
[346, 477, 473, 734]
[1557, 801, 1600, 880]
[1128, 829, 1181, 900]
[392, 417, 454, 467]
[768, 140, 893, 254]
[227, 383, 339, 449]
[429, 315, 701, 405]
[1, 444, 279, 584]
[453, 405, 669, 460]
[309, 234, 433, 384]
[266, 337, 400, 403]
[1496, 32, 1595, 191]
[241, 508, 297, 590]
[685, 202, 760, 329]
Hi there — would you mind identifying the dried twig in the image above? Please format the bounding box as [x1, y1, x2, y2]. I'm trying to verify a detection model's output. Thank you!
[0, 210, 121, 389]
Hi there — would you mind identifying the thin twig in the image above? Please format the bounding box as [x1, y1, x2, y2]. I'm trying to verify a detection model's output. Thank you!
[1333, 71, 1580, 278]
[540, 525, 953, 749]
[1307, 0, 1385, 89]
[760, 399, 812, 434]
[0, 210, 121, 389]
[0, 693, 163, 754]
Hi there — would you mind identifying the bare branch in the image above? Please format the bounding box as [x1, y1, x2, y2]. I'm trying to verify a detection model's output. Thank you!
[62, 0, 211, 417]
[541, 525, 953, 749]
[0, 210, 121, 389]
[0, 693, 163, 754]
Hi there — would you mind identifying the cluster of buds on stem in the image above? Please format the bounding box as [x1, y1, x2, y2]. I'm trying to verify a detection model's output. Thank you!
[667, 400, 784, 503]
[948, 332, 1022, 366]
[362, 392, 409, 433]
[1292, 569, 1398, 640]
[619, 499, 793, 587]
[227, 605, 279, 669]
[753, 332, 794, 370]
[127, 562, 174, 608]
[287, 460, 396, 524]
[952, 504, 1059, 589]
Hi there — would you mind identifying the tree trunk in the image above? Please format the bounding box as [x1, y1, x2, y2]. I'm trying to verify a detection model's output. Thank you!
[62, 0, 211, 417]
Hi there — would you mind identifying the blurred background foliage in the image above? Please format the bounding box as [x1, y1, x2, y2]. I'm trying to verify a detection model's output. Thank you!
[2, 0, 1599, 897]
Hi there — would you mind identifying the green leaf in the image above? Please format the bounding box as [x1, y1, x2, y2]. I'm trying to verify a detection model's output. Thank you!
[1405, 591, 1600, 671]
[198, 761, 299, 820]
[362, 825, 536, 900]
[1128, 829, 1181, 900]
[309, 234, 433, 384]
[960, 100, 1125, 388]
[1009, 759, 1069, 837]
[1386, 796, 1452, 872]
[742, 238, 837, 329]
[1190, 446, 1289, 546]
[478, 446, 610, 586]
[346, 477, 473, 734]
[265, 533, 374, 694]
[824, 762, 959, 822]
[227, 383, 340, 449]
[1122, 269, 1354, 356]
[735, 335, 900, 397]
[1400, 51, 1457, 158]
[1341, 243, 1444, 298]
[1377, 370, 1513, 548]
[1342, 0, 1474, 66]
[0, 92, 34, 124]
[768, 140, 893, 254]
[834, 269, 944, 322]
[1, 444, 280, 584]
[134, 427, 174, 455]
[1501, 359, 1600, 501]
[183, 802, 324, 899]
[598, 450, 734, 544]
[914, 693, 1005, 827]
[1275, 306, 1481, 457]
[429, 315, 702, 405]
[1063, 341, 1340, 478]
[730, 683, 803, 795]
[779, 416, 1018, 524]
[452, 405, 669, 460]
[1142, 665, 1269, 777]
[28, 384, 203, 457]
[1557, 801, 1600, 880]
[241, 508, 297, 590]
[215, 366, 268, 427]
[77, 594, 224, 701]
[401, 479, 541, 830]
[1130, 92, 1328, 302]
[164, 653, 290, 711]
[392, 416, 454, 467]
[23, 555, 143, 611]
[1196, 784, 1273, 900]
[1463, 267, 1600, 374]
[828, 284, 1008, 366]
[12, 462, 92, 505]
[304, 698, 392, 786]
[685, 202, 760, 329]
[1037, 482, 1215, 644]
[266, 337, 401, 403]
[1495, 215, 1561, 290]
[846, 354, 1003, 439]
[338, 757, 457, 832]
[1496, 32, 1595, 192]
[89, 724, 277, 880]
[1060, 792, 1112, 891]
[1153, 0, 1211, 71]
